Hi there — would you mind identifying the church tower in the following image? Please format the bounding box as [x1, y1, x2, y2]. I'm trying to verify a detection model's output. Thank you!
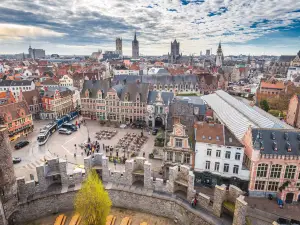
[116, 37, 122, 56]
[216, 42, 223, 67]
[169, 39, 180, 63]
[132, 32, 139, 58]
[28, 45, 33, 59]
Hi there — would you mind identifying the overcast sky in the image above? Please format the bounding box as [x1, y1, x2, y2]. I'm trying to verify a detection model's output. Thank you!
[0, 0, 300, 56]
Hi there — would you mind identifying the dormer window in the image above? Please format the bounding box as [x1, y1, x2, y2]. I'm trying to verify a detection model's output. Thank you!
[273, 141, 277, 151]
[208, 136, 212, 140]
[271, 132, 275, 140]
[258, 131, 262, 139]
[284, 132, 289, 140]
[85, 89, 89, 98]
[229, 138, 232, 143]
[216, 136, 220, 141]
[98, 91, 102, 99]
[260, 141, 264, 151]
[202, 135, 206, 139]
[297, 133, 300, 141]
[286, 142, 292, 152]
[124, 93, 129, 101]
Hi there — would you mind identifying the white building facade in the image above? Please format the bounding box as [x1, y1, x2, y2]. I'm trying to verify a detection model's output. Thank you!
[113, 69, 139, 76]
[194, 122, 250, 190]
[0, 80, 35, 99]
[59, 75, 74, 88]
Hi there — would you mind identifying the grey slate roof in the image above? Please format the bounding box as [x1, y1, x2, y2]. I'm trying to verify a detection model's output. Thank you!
[278, 55, 296, 62]
[0, 80, 32, 86]
[147, 91, 174, 105]
[252, 128, 300, 156]
[175, 96, 206, 116]
[112, 75, 199, 85]
[81, 80, 110, 99]
[120, 83, 149, 102]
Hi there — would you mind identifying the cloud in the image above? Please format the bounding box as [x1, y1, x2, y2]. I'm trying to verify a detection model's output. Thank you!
[0, 24, 65, 40]
[0, 0, 299, 55]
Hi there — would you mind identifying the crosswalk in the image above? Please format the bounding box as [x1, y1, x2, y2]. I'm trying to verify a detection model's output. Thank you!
[21, 156, 52, 170]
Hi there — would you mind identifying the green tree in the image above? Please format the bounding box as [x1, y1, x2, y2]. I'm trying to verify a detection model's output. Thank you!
[260, 99, 270, 112]
[74, 170, 112, 225]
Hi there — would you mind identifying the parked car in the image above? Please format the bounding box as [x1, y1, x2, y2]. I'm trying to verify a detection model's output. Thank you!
[12, 157, 22, 164]
[152, 128, 158, 135]
[58, 128, 72, 135]
[14, 141, 29, 149]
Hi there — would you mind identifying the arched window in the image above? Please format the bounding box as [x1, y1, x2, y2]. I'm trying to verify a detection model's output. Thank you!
[256, 164, 268, 177]
[284, 165, 297, 179]
[270, 164, 282, 178]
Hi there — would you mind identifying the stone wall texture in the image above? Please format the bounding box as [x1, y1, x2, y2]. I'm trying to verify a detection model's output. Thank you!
[233, 196, 247, 225]
[12, 187, 225, 225]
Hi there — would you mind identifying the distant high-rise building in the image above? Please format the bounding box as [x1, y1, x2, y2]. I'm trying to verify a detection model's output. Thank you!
[116, 37, 122, 56]
[206, 49, 211, 56]
[169, 39, 181, 63]
[216, 42, 223, 67]
[28, 45, 45, 59]
[132, 32, 139, 58]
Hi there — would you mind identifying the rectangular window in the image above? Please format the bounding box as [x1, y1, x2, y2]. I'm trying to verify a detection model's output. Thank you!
[205, 161, 210, 170]
[175, 152, 181, 162]
[167, 152, 173, 161]
[183, 154, 190, 164]
[175, 139, 182, 148]
[224, 164, 229, 172]
[216, 150, 221, 157]
[207, 149, 212, 156]
[267, 182, 279, 191]
[255, 181, 266, 190]
[284, 165, 297, 179]
[270, 164, 282, 178]
[214, 162, 220, 171]
[235, 153, 241, 160]
[233, 165, 239, 174]
[225, 151, 231, 159]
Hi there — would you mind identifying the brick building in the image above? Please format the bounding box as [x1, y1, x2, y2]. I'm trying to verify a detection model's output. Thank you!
[40, 87, 73, 119]
[163, 120, 193, 177]
[243, 127, 300, 203]
[0, 101, 33, 138]
[81, 80, 149, 123]
[0, 90, 15, 105]
[286, 94, 300, 128]
[22, 89, 43, 119]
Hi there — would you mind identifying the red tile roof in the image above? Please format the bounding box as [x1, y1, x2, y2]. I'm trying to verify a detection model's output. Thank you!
[261, 81, 284, 89]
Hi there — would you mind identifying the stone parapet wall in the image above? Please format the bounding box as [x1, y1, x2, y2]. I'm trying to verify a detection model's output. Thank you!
[12, 185, 224, 225]
[198, 193, 211, 208]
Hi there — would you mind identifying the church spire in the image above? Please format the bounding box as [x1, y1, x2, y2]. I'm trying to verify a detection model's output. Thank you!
[134, 31, 137, 41]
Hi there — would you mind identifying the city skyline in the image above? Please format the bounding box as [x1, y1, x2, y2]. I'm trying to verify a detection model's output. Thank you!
[0, 0, 300, 56]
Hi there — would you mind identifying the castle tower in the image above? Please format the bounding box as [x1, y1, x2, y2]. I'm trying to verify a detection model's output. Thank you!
[132, 31, 139, 58]
[116, 37, 122, 56]
[216, 42, 223, 67]
[0, 126, 18, 225]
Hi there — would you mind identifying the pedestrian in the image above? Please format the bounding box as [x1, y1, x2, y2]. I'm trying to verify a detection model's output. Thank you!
[81, 152, 84, 156]
[116, 151, 119, 157]
[113, 158, 117, 169]
[143, 152, 145, 157]
[78, 123, 80, 129]
[76, 120, 78, 126]
[148, 130, 151, 135]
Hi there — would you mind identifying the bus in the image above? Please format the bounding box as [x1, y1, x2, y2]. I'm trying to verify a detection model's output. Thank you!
[55, 115, 70, 128]
[68, 111, 79, 120]
[61, 123, 77, 132]
[37, 122, 57, 146]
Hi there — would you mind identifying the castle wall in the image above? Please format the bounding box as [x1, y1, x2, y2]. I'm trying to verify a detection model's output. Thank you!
[13, 187, 224, 225]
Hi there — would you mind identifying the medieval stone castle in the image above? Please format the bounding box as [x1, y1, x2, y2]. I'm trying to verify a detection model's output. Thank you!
[0, 126, 250, 225]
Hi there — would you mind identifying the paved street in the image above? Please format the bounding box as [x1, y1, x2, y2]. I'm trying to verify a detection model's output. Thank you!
[12, 119, 163, 181]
